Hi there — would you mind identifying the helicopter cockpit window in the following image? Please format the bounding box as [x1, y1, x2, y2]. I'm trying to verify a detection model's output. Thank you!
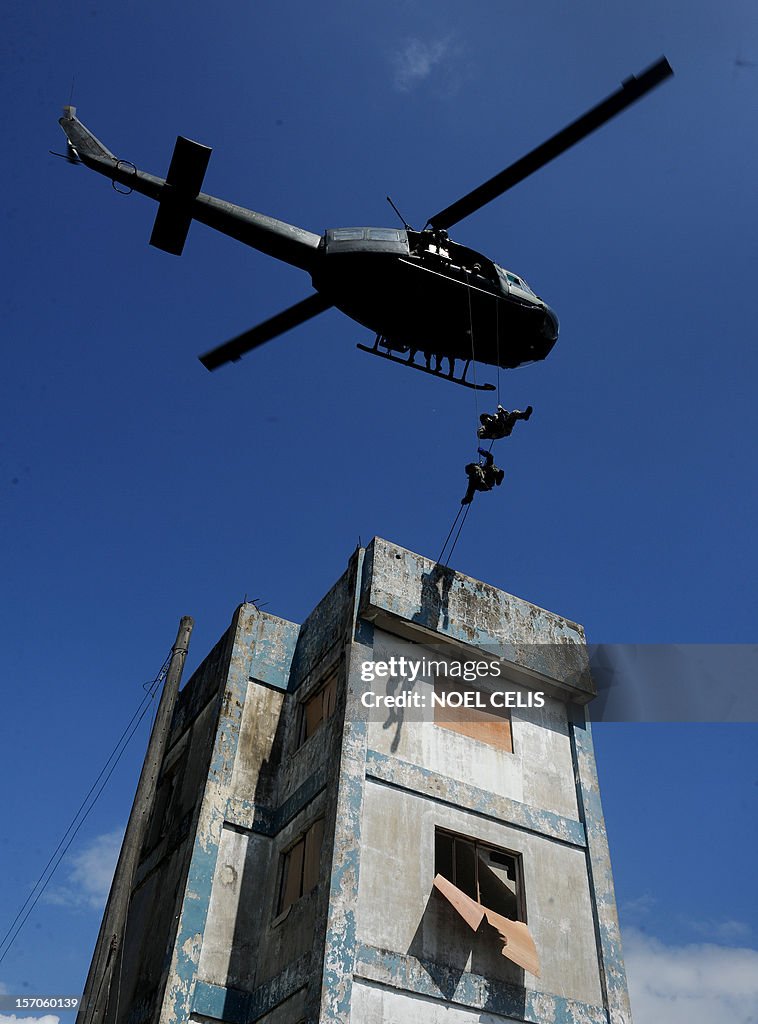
[496, 266, 536, 296]
[330, 228, 364, 241]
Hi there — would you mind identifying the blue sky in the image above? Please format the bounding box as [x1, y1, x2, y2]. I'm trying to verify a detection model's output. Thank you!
[2, 2, 758, 1022]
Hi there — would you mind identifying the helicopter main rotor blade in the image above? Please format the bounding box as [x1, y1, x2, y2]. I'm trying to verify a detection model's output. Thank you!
[427, 57, 673, 231]
[198, 292, 333, 371]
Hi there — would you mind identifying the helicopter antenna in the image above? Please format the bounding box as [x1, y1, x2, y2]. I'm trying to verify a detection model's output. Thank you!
[386, 195, 412, 230]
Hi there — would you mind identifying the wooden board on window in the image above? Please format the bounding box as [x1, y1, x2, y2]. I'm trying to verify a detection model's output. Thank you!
[484, 908, 541, 977]
[433, 872, 539, 977]
[304, 692, 324, 740]
[433, 873, 485, 931]
[433, 681, 513, 752]
[279, 838, 304, 914]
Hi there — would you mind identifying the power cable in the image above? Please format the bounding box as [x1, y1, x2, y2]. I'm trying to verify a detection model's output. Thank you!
[0, 653, 171, 964]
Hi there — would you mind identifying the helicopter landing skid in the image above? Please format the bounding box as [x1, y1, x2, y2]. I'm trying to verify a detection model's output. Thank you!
[356, 339, 496, 392]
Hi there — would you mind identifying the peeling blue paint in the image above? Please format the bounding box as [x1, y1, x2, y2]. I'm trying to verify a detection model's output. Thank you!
[225, 760, 329, 835]
[355, 943, 607, 1024]
[289, 566, 355, 689]
[319, 549, 372, 1024]
[245, 612, 300, 691]
[191, 955, 312, 1023]
[192, 979, 250, 1023]
[146, 542, 629, 1024]
[571, 708, 631, 1024]
[360, 539, 593, 701]
[248, 954, 312, 1020]
[366, 748, 587, 848]
[167, 605, 301, 1023]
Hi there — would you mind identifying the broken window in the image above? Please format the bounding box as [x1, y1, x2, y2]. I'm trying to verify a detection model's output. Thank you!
[277, 817, 325, 916]
[433, 680, 513, 753]
[433, 829, 539, 976]
[298, 671, 338, 746]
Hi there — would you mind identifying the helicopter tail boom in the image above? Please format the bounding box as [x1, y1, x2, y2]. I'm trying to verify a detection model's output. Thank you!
[59, 106, 164, 200]
[58, 107, 322, 271]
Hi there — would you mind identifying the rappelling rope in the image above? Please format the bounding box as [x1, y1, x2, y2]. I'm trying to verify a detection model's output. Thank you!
[437, 273, 501, 568]
[438, 504, 465, 565]
[438, 498, 474, 567]
[495, 298, 501, 405]
[445, 500, 472, 565]
[466, 272, 480, 428]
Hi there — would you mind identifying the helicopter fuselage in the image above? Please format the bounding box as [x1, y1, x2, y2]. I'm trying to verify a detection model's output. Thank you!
[58, 51, 674, 380]
[311, 227, 558, 369]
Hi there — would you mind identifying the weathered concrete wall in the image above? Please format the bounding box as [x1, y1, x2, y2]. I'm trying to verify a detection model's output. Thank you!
[367, 629, 579, 820]
[188, 554, 365, 1024]
[343, 540, 627, 1024]
[351, 981, 526, 1024]
[114, 618, 238, 1024]
[100, 537, 629, 1024]
[360, 539, 594, 703]
[160, 604, 305, 1024]
[355, 782, 602, 1004]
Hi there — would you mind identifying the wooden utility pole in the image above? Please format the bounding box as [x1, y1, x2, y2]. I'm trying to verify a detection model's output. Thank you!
[76, 616, 194, 1024]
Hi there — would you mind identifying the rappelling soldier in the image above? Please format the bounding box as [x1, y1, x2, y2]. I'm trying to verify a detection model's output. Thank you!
[477, 404, 533, 440]
[461, 449, 505, 505]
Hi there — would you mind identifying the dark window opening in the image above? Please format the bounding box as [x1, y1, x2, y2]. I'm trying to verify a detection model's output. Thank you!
[298, 671, 338, 746]
[435, 830, 521, 921]
[433, 829, 539, 976]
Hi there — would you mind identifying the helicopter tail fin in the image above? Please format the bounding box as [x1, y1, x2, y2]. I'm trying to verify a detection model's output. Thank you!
[59, 105, 118, 169]
[149, 136, 212, 256]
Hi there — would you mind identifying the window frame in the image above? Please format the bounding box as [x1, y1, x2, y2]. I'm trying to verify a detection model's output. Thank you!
[297, 669, 338, 747]
[275, 816, 326, 917]
[434, 827, 525, 923]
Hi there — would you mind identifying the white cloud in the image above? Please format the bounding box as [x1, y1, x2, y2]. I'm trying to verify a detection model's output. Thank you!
[624, 928, 758, 1024]
[0, 1016, 60, 1024]
[686, 916, 754, 943]
[622, 895, 753, 944]
[393, 37, 450, 92]
[44, 829, 123, 910]
[621, 892, 657, 916]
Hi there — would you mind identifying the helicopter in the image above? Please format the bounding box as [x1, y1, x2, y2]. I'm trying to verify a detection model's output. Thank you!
[57, 57, 672, 391]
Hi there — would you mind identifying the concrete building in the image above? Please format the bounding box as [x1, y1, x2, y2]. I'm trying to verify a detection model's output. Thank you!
[87, 538, 632, 1024]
